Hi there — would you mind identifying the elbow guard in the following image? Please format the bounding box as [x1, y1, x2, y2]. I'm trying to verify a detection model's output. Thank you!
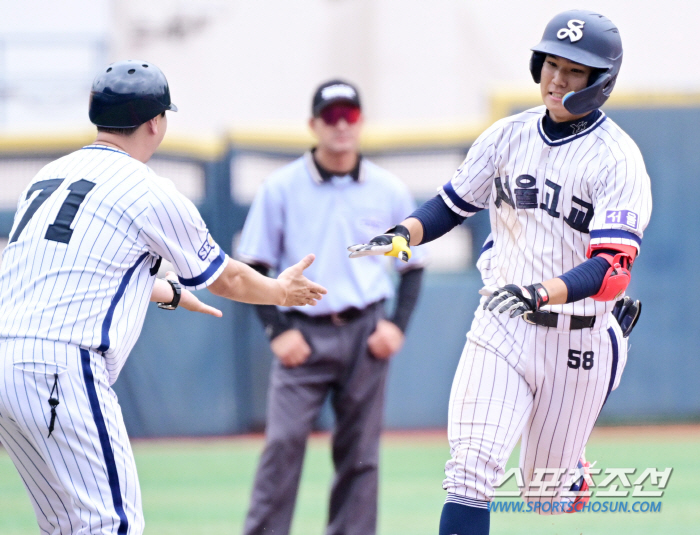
[591, 252, 633, 302]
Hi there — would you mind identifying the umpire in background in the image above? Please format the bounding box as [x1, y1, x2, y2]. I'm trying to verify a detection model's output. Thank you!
[237, 80, 426, 535]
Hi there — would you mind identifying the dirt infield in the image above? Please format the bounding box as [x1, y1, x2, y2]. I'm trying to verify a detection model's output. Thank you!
[589, 422, 700, 440]
[123, 422, 700, 448]
[379, 423, 700, 443]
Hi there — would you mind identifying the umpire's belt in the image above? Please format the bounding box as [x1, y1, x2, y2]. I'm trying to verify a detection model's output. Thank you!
[286, 300, 384, 327]
[522, 311, 596, 330]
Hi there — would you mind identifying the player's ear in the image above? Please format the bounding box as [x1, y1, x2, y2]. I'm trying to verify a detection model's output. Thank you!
[146, 115, 161, 136]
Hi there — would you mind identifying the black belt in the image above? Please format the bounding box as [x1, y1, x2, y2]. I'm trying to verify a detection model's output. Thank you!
[522, 311, 596, 330]
[286, 300, 384, 327]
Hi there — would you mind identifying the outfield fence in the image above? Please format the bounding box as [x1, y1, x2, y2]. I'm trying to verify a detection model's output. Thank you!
[1, 99, 699, 436]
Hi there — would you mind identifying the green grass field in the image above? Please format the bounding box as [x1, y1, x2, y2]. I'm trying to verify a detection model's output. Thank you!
[1, 426, 698, 534]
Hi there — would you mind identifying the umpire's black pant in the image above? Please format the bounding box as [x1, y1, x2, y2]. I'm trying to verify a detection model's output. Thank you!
[243, 302, 389, 535]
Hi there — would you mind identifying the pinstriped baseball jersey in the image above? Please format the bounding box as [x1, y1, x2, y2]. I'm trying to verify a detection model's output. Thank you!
[438, 104, 651, 516]
[0, 144, 228, 383]
[439, 105, 651, 317]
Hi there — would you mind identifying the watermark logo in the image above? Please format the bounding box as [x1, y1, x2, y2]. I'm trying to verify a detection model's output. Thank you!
[494, 466, 672, 498]
[488, 500, 663, 514]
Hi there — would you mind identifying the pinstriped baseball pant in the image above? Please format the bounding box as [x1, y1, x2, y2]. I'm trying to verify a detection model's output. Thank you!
[443, 303, 627, 514]
[0, 339, 143, 534]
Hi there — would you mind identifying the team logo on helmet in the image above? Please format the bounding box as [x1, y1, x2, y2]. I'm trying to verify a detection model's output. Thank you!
[557, 20, 585, 42]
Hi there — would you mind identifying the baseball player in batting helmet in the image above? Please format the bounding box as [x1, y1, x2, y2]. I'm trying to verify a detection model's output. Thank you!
[529, 10, 623, 115]
[350, 10, 649, 534]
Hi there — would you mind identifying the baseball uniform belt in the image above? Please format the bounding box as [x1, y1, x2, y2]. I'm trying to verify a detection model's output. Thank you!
[523, 311, 596, 330]
[287, 300, 385, 326]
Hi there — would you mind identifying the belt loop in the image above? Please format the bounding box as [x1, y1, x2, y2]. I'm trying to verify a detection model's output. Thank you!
[561, 314, 569, 331]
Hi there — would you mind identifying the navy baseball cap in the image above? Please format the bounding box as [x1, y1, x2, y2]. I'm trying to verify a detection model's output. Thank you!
[311, 80, 361, 117]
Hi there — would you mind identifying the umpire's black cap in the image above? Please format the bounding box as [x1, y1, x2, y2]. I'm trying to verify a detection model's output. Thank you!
[311, 80, 361, 117]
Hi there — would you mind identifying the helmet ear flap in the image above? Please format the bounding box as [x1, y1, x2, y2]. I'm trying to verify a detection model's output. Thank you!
[587, 68, 606, 87]
[530, 52, 546, 83]
[601, 73, 617, 97]
[563, 72, 615, 115]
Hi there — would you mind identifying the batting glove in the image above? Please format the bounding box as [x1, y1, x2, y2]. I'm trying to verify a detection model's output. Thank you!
[347, 224, 412, 263]
[482, 283, 550, 318]
[612, 296, 641, 338]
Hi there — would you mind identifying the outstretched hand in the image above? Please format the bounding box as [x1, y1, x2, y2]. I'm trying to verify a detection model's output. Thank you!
[165, 272, 223, 317]
[348, 225, 412, 263]
[277, 254, 328, 307]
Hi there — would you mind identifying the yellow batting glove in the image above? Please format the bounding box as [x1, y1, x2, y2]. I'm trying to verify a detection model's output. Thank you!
[347, 224, 412, 263]
[387, 235, 411, 262]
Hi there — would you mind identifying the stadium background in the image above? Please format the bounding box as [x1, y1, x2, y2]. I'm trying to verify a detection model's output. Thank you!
[1, 1, 699, 533]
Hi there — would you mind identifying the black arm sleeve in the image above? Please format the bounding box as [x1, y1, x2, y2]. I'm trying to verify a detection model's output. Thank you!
[390, 267, 424, 332]
[559, 254, 611, 303]
[248, 263, 292, 340]
[410, 195, 466, 244]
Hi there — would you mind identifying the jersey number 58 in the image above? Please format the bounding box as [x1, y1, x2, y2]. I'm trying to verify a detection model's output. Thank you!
[567, 349, 595, 370]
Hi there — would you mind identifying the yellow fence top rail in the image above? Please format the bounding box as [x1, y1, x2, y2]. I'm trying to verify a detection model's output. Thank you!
[0, 91, 698, 157]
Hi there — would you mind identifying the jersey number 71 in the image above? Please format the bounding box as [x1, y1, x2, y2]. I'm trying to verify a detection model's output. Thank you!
[9, 179, 96, 245]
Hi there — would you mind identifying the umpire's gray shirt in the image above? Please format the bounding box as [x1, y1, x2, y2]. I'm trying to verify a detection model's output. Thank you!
[237, 151, 426, 316]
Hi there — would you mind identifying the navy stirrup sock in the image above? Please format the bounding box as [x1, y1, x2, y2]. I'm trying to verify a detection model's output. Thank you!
[439, 498, 490, 535]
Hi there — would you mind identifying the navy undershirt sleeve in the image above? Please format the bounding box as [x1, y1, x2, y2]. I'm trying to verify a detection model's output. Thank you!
[391, 267, 424, 332]
[411, 195, 466, 244]
[559, 255, 610, 303]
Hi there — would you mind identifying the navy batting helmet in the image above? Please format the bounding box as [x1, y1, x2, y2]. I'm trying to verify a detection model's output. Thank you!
[530, 10, 622, 115]
[89, 60, 177, 128]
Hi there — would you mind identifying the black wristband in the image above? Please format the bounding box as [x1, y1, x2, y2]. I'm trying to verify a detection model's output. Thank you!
[157, 279, 182, 310]
[387, 224, 410, 244]
[526, 283, 550, 310]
